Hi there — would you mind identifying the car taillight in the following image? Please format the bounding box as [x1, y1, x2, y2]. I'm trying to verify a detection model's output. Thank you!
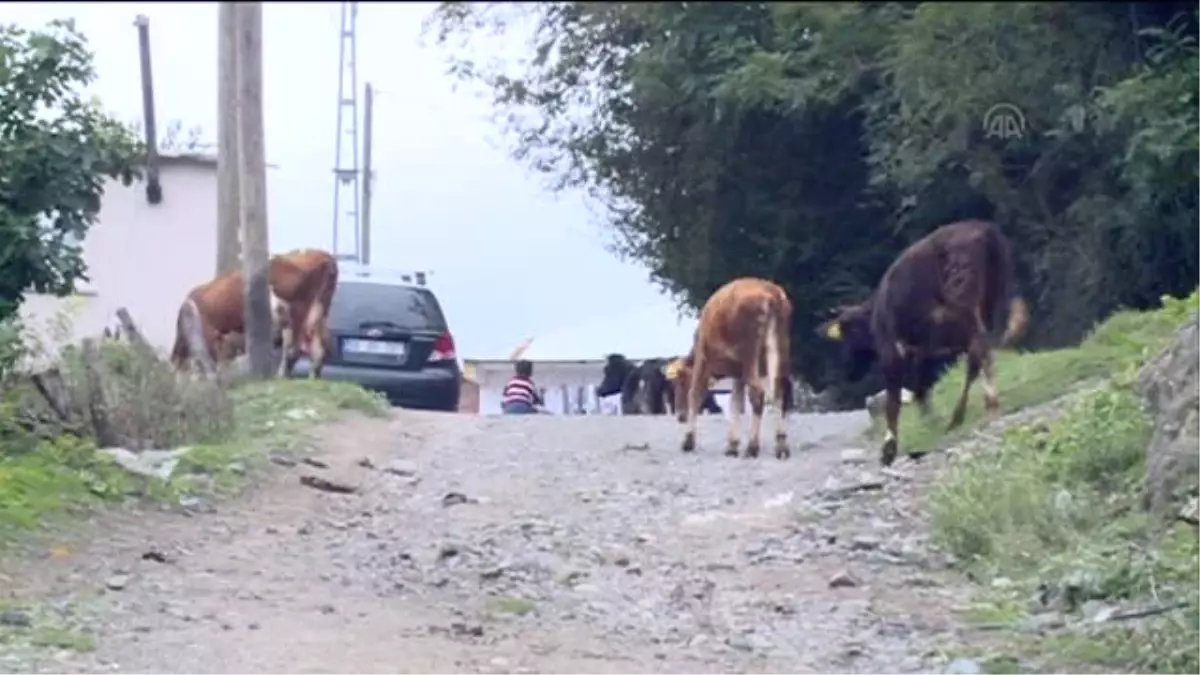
[430, 331, 457, 362]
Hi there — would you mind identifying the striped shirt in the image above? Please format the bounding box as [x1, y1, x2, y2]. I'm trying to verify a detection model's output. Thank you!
[502, 376, 540, 406]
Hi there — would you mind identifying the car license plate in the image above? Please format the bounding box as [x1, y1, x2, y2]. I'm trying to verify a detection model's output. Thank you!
[344, 338, 405, 357]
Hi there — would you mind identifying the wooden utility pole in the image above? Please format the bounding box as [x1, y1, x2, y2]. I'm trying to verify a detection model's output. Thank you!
[360, 82, 374, 266]
[216, 2, 242, 275]
[234, 1, 274, 378]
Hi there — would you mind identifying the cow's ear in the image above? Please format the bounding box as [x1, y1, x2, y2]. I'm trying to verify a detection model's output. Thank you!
[823, 321, 843, 341]
[663, 359, 683, 381]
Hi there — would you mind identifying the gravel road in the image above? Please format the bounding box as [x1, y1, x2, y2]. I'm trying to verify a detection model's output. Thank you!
[1, 409, 977, 674]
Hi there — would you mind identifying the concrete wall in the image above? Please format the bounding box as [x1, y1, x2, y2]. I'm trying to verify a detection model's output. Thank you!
[19, 158, 217, 363]
[467, 359, 736, 416]
[472, 360, 607, 415]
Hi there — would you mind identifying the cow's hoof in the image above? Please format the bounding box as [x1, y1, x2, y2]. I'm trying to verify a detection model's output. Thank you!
[724, 440, 740, 457]
[946, 409, 966, 431]
[985, 397, 999, 419]
[775, 443, 790, 460]
[682, 433, 696, 453]
[743, 443, 760, 459]
[880, 438, 898, 467]
[907, 451, 928, 463]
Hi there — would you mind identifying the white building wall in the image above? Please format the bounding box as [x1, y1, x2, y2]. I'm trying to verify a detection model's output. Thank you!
[19, 160, 218, 362]
[469, 359, 736, 417]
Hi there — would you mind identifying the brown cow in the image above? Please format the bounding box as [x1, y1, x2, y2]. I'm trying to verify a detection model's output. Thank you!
[677, 277, 793, 459]
[818, 220, 1029, 466]
[170, 248, 339, 378]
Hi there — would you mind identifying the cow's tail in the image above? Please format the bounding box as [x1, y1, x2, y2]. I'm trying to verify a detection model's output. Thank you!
[987, 225, 1030, 348]
[1000, 297, 1029, 348]
[171, 297, 216, 374]
[760, 290, 791, 412]
[170, 303, 190, 368]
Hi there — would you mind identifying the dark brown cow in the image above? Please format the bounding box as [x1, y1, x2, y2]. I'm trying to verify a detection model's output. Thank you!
[170, 248, 339, 378]
[677, 277, 793, 459]
[818, 220, 1029, 466]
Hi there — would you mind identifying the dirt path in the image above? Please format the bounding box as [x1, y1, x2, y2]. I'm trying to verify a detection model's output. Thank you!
[2, 409, 976, 674]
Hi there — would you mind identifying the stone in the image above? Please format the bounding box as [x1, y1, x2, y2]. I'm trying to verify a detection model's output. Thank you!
[384, 460, 418, 477]
[1139, 317, 1200, 514]
[850, 535, 881, 551]
[828, 570, 859, 588]
[943, 658, 983, 674]
[100, 447, 190, 481]
[0, 609, 32, 627]
[105, 573, 131, 591]
[840, 448, 868, 464]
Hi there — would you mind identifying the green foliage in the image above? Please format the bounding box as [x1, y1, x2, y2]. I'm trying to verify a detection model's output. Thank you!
[0, 302, 388, 545]
[0, 19, 144, 322]
[0, 434, 136, 538]
[926, 295, 1199, 673]
[427, 2, 1198, 402]
[169, 380, 387, 498]
[930, 386, 1150, 563]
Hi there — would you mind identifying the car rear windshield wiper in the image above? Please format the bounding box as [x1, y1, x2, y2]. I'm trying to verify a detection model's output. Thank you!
[358, 320, 407, 331]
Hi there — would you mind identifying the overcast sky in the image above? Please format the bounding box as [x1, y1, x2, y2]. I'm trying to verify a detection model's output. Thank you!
[3, 1, 697, 360]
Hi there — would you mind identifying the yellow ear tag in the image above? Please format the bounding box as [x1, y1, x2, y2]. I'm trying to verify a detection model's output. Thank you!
[825, 322, 843, 340]
[663, 359, 683, 381]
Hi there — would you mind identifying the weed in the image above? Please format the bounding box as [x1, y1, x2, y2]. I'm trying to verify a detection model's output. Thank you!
[893, 290, 1200, 455]
[487, 596, 537, 617]
[0, 305, 389, 547]
[927, 289, 1199, 673]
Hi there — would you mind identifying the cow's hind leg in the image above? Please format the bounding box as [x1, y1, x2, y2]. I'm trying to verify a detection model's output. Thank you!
[745, 383, 765, 459]
[270, 293, 296, 378]
[307, 327, 329, 379]
[981, 349, 999, 419]
[880, 382, 904, 467]
[948, 347, 984, 430]
[879, 358, 909, 466]
[763, 322, 788, 459]
[726, 378, 745, 457]
[681, 353, 706, 453]
[302, 297, 331, 379]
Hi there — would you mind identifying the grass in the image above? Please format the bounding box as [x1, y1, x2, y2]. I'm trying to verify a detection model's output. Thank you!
[168, 379, 387, 497]
[0, 597, 99, 655]
[890, 291, 1199, 455]
[0, 375, 387, 654]
[0, 377, 387, 547]
[922, 290, 1199, 673]
[485, 596, 537, 618]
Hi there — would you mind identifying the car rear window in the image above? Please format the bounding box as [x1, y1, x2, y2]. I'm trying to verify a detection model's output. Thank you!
[328, 282, 448, 331]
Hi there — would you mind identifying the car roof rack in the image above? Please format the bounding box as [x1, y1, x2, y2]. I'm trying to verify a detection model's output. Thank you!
[335, 257, 432, 287]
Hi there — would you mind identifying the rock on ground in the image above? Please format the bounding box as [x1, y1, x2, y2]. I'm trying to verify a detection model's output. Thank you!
[1, 408, 979, 674]
[1139, 315, 1200, 514]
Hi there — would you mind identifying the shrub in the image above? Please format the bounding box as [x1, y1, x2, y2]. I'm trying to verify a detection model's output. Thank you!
[930, 384, 1151, 566]
[52, 338, 235, 449]
[0, 306, 235, 453]
[928, 293, 1199, 673]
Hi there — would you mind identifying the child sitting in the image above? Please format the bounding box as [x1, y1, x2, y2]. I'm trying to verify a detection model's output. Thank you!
[501, 359, 544, 414]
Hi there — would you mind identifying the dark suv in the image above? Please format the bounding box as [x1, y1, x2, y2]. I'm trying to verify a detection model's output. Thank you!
[290, 273, 461, 411]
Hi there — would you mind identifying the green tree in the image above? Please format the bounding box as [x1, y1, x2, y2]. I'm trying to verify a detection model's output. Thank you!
[1091, 12, 1199, 312]
[862, 2, 1198, 345]
[429, 2, 905, 398]
[0, 19, 143, 322]
[428, 1, 1198, 401]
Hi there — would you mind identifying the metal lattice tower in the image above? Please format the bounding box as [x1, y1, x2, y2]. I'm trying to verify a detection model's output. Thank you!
[331, 1, 361, 263]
